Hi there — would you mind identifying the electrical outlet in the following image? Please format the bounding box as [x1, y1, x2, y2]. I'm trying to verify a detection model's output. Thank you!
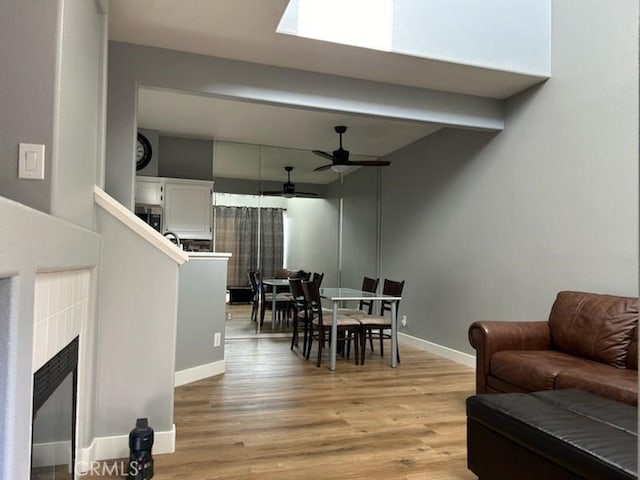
[401, 315, 408, 327]
[214, 332, 221, 347]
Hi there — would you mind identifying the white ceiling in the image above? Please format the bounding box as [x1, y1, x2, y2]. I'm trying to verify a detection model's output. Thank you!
[109, 0, 542, 183]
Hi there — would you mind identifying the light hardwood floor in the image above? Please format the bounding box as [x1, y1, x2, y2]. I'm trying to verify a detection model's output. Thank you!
[89, 306, 477, 479]
[225, 302, 295, 338]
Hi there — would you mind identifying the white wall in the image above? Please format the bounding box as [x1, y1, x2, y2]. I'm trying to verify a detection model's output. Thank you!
[392, 0, 550, 75]
[281, 0, 550, 76]
[381, 0, 638, 355]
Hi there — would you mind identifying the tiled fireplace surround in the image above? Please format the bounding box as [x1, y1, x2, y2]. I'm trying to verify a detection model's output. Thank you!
[32, 269, 90, 470]
[33, 270, 89, 372]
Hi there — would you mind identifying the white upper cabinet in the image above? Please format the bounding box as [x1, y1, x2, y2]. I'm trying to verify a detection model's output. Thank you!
[164, 179, 213, 240]
[135, 177, 164, 205]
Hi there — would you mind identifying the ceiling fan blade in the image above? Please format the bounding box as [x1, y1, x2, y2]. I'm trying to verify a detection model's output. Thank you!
[313, 163, 333, 172]
[292, 191, 319, 197]
[312, 150, 334, 161]
[346, 160, 391, 167]
[259, 190, 284, 196]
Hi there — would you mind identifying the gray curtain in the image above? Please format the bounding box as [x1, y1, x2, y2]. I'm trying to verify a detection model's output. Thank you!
[259, 208, 284, 279]
[214, 206, 258, 287]
[214, 206, 284, 287]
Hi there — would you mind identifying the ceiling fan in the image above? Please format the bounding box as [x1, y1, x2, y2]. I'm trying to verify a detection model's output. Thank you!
[259, 166, 319, 198]
[312, 125, 391, 172]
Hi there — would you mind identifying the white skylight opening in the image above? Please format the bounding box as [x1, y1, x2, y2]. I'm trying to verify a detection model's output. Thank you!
[278, 0, 393, 52]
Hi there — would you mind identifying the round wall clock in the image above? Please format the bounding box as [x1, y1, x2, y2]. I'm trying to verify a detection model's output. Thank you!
[136, 133, 153, 171]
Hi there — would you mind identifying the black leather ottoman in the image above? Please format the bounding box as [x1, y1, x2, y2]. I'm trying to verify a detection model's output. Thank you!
[466, 389, 637, 480]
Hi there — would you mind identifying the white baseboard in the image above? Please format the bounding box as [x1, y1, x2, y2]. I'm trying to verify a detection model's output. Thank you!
[175, 359, 225, 387]
[398, 332, 476, 368]
[32, 440, 71, 468]
[76, 424, 175, 473]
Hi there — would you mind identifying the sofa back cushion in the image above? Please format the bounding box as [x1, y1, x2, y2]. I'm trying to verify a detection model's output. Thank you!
[626, 326, 638, 370]
[548, 291, 638, 367]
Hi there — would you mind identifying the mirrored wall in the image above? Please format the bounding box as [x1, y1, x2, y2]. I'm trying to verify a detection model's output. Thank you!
[211, 140, 381, 336]
[134, 123, 381, 336]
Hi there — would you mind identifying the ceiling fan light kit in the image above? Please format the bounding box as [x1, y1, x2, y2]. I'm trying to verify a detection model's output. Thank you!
[260, 166, 319, 198]
[312, 125, 390, 172]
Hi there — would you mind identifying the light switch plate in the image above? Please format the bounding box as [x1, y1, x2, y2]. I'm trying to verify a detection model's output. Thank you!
[18, 143, 45, 180]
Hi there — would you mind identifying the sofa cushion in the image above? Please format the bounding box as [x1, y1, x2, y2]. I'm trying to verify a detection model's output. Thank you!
[555, 364, 638, 406]
[491, 350, 596, 392]
[466, 390, 638, 480]
[548, 291, 638, 367]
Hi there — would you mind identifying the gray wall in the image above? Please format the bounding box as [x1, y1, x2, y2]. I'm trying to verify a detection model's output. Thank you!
[94, 209, 179, 435]
[285, 197, 340, 287]
[381, 0, 639, 354]
[341, 168, 380, 290]
[0, 1, 106, 476]
[0, 0, 106, 230]
[50, 0, 107, 229]
[159, 135, 213, 180]
[0, 197, 101, 479]
[0, 0, 58, 213]
[176, 258, 227, 371]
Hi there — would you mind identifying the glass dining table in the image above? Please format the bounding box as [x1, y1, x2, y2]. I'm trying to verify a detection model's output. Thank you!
[320, 287, 402, 371]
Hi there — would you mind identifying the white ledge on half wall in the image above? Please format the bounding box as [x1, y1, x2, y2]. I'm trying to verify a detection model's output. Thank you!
[188, 252, 232, 259]
[94, 186, 189, 265]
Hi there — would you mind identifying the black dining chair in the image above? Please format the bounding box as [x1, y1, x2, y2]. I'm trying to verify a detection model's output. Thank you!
[288, 277, 311, 352]
[311, 271, 324, 287]
[247, 271, 261, 322]
[351, 279, 404, 364]
[258, 275, 291, 327]
[338, 276, 379, 317]
[301, 278, 362, 367]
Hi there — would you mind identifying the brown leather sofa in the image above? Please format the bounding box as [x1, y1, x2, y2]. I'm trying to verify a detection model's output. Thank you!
[469, 290, 638, 406]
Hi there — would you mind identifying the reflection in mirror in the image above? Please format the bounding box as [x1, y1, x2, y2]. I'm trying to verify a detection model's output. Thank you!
[213, 140, 380, 337]
[339, 167, 381, 290]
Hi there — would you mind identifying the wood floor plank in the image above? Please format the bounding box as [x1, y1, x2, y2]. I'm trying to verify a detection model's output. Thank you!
[86, 306, 477, 479]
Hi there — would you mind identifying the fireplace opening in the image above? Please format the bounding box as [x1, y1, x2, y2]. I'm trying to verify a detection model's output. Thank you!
[31, 336, 78, 479]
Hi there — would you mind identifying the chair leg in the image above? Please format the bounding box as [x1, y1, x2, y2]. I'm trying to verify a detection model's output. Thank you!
[305, 325, 313, 360]
[316, 328, 324, 367]
[353, 329, 360, 365]
[290, 316, 298, 350]
[379, 328, 384, 356]
[360, 327, 366, 365]
[302, 321, 309, 355]
[251, 300, 257, 322]
[260, 304, 266, 327]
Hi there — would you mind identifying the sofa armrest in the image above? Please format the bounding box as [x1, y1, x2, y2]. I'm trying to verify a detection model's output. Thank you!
[469, 321, 551, 393]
